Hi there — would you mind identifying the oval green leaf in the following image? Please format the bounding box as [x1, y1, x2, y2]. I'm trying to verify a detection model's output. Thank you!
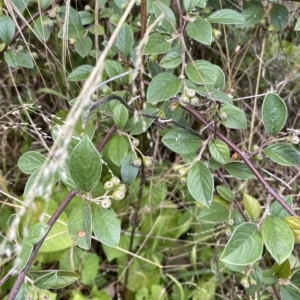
[69, 135, 102, 192]
[185, 60, 216, 85]
[187, 161, 214, 207]
[107, 134, 130, 166]
[0, 16, 15, 44]
[18, 151, 47, 174]
[262, 93, 287, 136]
[75, 36, 93, 58]
[121, 151, 139, 184]
[68, 201, 92, 250]
[262, 215, 294, 265]
[198, 201, 229, 222]
[144, 33, 171, 54]
[243, 194, 261, 222]
[113, 104, 129, 130]
[67, 65, 94, 81]
[92, 205, 120, 247]
[220, 104, 247, 129]
[162, 128, 202, 154]
[186, 18, 212, 45]
[209, 139, 230, 165]
[147, 72, 182, 103]
[207, 9, 245, 25]
[220, 222, 263, 266]
[263, 143, 300, 166]
[116, 23, 134, 56]
[224, 162, 255, 180]
[270, 4, 288, 30]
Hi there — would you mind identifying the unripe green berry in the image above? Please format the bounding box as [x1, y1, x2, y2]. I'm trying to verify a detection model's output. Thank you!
[180, 176, 187, 184]
[178, 167, 189, 176]
[143, 156, 153, 168]
[252, 144, 260, 151]
[173, 164, 183, 172]
[101, 198, 112, 209]
[225, 227, 232, 236]
[240, 276, 250, 289]
[31, 52, 38, 59]
[104, 181, 114, 190]
[136, 0, 141, 5]
[69, 38, 77, 45]
[111, 177, 121, 186]
[85, 5, 91, 11]
[116, 184, 126, 192]
[149, 54, 158, 61]
[102, 86, 112, 95]
[179, 95, 190, 105]
[47, 20, 54, 27]
[112, 190, 125, 201]
[48, 10, 56, 18]
[249, 277, 256, 286]
[17, 45, 23, 51]
[132, 157, 142, 167]
[132, 138, 139, 147]
[26, 291, 35, 300]
[291, 135, 299, 144]
[212, 28, 221, 39]
[254, 153, 263, 161]
[92, 93, 98, 101]
[220, 111, 227, 120]
[185, 88, 196, 98]
[228, 218, 234, 226]
[39, 292, 49, 300]
[190, 96, 200, 105]
[121, 3, 127, 9]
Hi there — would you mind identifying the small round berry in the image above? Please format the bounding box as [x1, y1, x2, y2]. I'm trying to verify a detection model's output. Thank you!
[101, 198, 112, 209]
[185, 88, 196, 98]
[254, 153, 263, 162]
[112, 190, 125, 201]
[220, 111, 227, 120]
[212, 29, 221, 39]
[291, 135, 299, 145]
[132, 157, 142, 167]
[228, 218, 234, 226]
[149, 54, 158, 61]
[178, 167, 189, 176]
[104, 181, 114, 191]
[240, 276, 250, 289]
[116, 184, 126, 192]
[249, 277, 256, 286]
[169, 101, 180, 111]
[26, 291, 35, 300]
[143, 156, 153, 168]
[190, 96, 200, 105]
[132, 138, 139, 147]
[85, 5, 91, 11]
[173, 164, 183, 172]
[180, 176, 187, 184]
[180, 95, 190, 104]
[69, 38, 77, 45]
[111, 177, 121, 186]
[38, 292, 49, 300]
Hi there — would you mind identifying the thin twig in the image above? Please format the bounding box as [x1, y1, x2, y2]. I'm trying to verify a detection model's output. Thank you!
[183, 105, 297, 217]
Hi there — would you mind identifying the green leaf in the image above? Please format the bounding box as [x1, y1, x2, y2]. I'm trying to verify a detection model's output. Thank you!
[68, 202, 92, 250]
[213, 65, 225, 90]
[107, 134, 130, 166]
[121, 151, 139, 184]
[198, 201, 229, 222]
[220, 222, 263, 265]
[40, 0, 51, 9]
[0, 19, 13, 47]
[79, 11, 94, 25]
[30, 270, 80, 289]
[183, 0, 206, 12]
[67, 65, 94, 81]
[263, 143, 300, 166]
[272, 259, 290, 279]
[16, 51, 34, 69]
[113, 104, 129, 130]
[224, 162, 255, 180]
[187, 161, 214, 207]
[262, 93, 287, 135]
[162, 128, 202, 154]
[270, 4, 288, 30]
[144, 33, 171, 54]
[209, 139, 230, 165]
[15, 284, 30, 300]
[129, 108, 159, 135]
[153, 1, 176, 32]
[33, 16, 52, 42]
[18, 242, 34, 271]
[4, 50, 18, 68]
[261, 215, 294, 265]
[280, 286, 300, 300]
[294, 18, 300, 31]
[159, 44, 182, 69]
[237, 6, 265, 28]
[216, 185, 234, 202]
[92, 205, 120, 247]
[59, 157, 80, 191]
[104, 60, 127, 85]
[12, 0, 29, 13]
[284, 216, 300, 244]
[116, 23, 134, 56]
[243, 194, 261, 222]
[194, 86, 233, 105]
[147, 72, 182, 103]
[89, 24, 104, 35]
[270, 195, 293, 218]
[24, 166, 59, 196]
[186, 18, 212, 45]
[75, 36, 93, 58]
[37, 88, 69, 100]
[69, 135, 102, 192]
[291, 269, 300, 287]
[185, 60, 216, 85]
[18, 151, 47, 174]
[207, 9, 245, 25]
[220, 104, 247, 129]
[24, 223, 50, 245]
